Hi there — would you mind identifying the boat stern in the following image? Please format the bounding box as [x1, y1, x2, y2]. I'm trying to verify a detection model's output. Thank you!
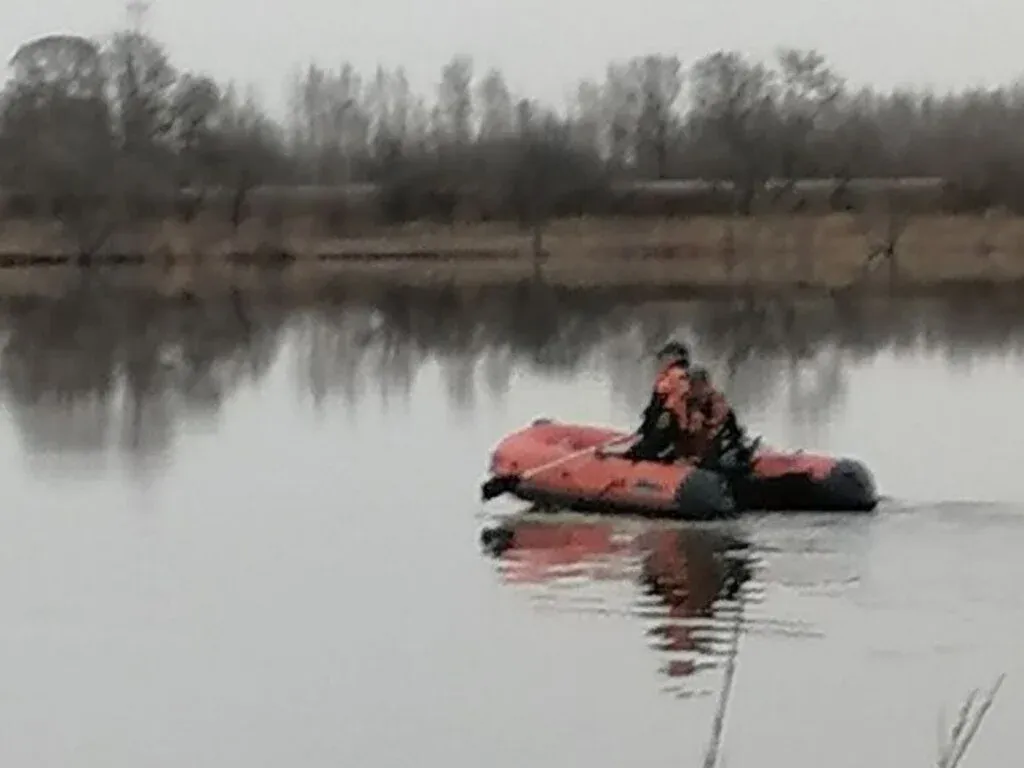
[674, 468, 737, 520]
[820, 458, 879, 511]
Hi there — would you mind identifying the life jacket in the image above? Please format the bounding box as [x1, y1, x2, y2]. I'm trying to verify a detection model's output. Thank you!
[642, 362, 690, 427]
[690, 388, 731, 437]
[632, 362, 691, 460]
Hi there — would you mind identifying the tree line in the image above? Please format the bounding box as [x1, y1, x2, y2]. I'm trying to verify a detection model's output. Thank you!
[2, 23, 1024, 230]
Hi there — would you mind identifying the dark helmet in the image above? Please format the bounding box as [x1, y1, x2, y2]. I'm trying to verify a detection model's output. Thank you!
[689, 365, 710, 384]
[656, 340, 690, 367]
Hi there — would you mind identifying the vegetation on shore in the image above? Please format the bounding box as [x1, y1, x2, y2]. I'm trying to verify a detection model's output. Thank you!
[5, 9, 1024, 288]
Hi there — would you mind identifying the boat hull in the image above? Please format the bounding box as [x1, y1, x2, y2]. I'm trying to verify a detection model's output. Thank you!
[484, 419, 878, 518]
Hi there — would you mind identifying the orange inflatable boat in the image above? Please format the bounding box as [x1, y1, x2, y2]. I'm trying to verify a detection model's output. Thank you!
[481, 418, 878, 519]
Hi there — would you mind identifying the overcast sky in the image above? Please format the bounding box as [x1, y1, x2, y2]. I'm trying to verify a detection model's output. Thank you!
[4, 0, 1023, 116]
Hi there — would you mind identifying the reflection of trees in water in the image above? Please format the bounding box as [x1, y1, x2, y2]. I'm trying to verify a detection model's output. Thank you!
[292, 284, 636, 413]
[6, 282, 1024, 468]
[292, 305, 425, 411]
[0, 289, 287, 473]
[299, 284, 1024, 423]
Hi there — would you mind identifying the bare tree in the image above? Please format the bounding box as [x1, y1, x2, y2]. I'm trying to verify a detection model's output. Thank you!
[687, 51, 779, 213]
[169, 74, 222, 188]
[364, 66, 411, 165]
[220, 85, 290, 227]
[103, 23, 178, 196]
[1, 35, 112, 193]
[601, 62, 641, 173]
[771, 48, 845, 191]
[476, 68, 514, 141]
[435, 55, 474, 147]
[1, 34, 117, 255]
[286, 63, 367, 183]
[632, 54, 684, 179]
[567, 79, 604, 155]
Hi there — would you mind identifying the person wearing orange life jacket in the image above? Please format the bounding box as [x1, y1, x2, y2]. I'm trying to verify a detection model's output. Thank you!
[685, 366, 738, 462]
[621, 340, 695, 463]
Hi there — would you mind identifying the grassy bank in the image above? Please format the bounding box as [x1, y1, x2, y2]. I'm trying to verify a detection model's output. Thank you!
[1, 213, 1023, 298]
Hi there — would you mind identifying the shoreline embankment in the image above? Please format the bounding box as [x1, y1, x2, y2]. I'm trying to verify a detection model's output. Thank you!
[1, 213, 1023, 298]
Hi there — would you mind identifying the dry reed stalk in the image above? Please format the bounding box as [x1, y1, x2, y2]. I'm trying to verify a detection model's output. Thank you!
[937, 673, 1006, 768]
[701, 592, 744, 768]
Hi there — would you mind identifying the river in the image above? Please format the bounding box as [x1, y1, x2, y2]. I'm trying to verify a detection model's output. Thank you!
[0, 283, 1019, 767]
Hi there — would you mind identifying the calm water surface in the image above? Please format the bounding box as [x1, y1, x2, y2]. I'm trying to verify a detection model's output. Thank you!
[0, 288, 1021, 767]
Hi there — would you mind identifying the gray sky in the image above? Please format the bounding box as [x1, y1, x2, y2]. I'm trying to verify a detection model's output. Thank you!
[5, 0, 1024, 116]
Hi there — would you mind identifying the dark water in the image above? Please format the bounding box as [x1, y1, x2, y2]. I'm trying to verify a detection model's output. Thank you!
[0, 284, 1022, 767]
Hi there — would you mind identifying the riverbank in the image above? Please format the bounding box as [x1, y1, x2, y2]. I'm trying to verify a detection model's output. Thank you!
[0, 213, 1022, 297]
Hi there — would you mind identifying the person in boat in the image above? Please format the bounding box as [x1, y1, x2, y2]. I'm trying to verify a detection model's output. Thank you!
[620, 340, 694, 463]
[684, 366, 757, 474]
[684, 366, 732, 460]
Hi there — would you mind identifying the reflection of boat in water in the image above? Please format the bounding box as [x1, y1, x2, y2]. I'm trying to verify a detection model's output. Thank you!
[480, 513, 758, 688]
[638, 523, 753, 679]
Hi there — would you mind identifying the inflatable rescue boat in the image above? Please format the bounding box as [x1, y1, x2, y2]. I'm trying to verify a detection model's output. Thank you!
[481, 418, 878, 519]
